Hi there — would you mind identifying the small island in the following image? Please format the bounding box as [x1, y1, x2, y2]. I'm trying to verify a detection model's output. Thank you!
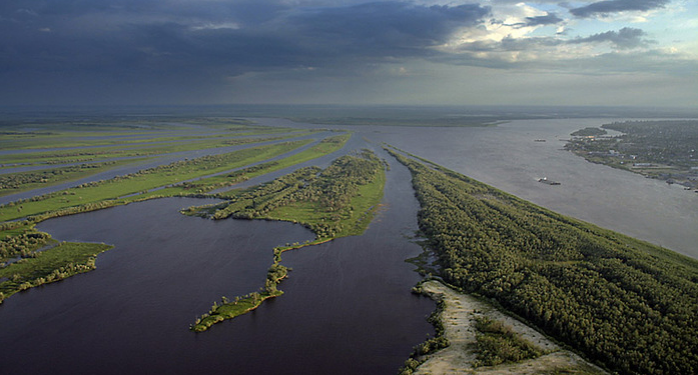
[570, 127, 608, 137]
[538, 177, 561, 185]
[186, 149, 387, 331]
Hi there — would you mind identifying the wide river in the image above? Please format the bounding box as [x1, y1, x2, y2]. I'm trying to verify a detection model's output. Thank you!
[1, 117, 696, 374]
[0, 145, 434, 374]
[253, 117, 698, 258]
[375, 119, 698, 259]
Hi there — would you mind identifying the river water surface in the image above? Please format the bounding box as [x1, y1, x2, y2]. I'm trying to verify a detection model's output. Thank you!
[252, 117, 698, 258]
[362, 119, 698, 258]
[0, 151, 434, 374]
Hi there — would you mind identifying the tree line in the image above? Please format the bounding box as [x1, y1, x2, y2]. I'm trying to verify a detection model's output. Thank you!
[191, 149, 385, 239]
[1, 231, 50, 261]
[0, 162, 115, 193]
[390, 149, 698, 375]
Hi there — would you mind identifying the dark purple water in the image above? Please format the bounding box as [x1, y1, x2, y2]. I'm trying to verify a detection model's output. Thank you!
[0, 156, 434, 374]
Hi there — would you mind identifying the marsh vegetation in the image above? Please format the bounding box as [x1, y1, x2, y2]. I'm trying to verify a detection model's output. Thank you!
[0, 119, 350, 306]
[188, 149, 386, 330]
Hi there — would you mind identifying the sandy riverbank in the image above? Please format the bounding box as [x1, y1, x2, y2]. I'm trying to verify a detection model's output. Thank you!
[413, 280, 607, 375]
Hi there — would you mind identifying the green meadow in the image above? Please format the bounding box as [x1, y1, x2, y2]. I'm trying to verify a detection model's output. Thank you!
[1, 118, 353, 310]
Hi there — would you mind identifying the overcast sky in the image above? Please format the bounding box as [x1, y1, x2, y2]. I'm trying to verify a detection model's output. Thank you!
[1, 0, 696, 108]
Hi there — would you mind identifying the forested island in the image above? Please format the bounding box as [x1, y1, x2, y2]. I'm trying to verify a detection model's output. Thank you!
[570, 127, 608, 137]
[388, 148, 698, 375]
[565, 120, 698, 189]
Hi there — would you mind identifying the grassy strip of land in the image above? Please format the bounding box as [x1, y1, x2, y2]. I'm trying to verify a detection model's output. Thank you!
[0, 122, 310, 152]
[0, 131, 325, 197]
[0, 130, 318, 165]
[0, 140, 313, 222]
[388, 147, 698, 375]
[188, 150, 386, 331]
[0, 241, 113, 303]
[0, 159, 150, 197]
[143, 133, 352, 197]
[192, 292, 282, 332]
[191, 264, 289, 332]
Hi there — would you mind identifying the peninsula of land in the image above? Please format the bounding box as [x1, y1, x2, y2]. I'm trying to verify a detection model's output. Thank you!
[565, 120, 698, 190]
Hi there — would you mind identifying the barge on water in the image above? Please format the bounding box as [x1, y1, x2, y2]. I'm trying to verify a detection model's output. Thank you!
[538, 177, 561, 185]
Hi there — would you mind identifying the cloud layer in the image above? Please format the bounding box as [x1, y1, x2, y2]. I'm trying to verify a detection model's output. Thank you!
[0, 0, 695, 106]
[570, 0, 670, 18]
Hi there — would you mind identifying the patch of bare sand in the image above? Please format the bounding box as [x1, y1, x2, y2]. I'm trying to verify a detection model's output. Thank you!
[413, 280, 606, 375]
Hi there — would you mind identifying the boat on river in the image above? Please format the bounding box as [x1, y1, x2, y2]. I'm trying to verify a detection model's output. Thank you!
[538, 177, 561, 185]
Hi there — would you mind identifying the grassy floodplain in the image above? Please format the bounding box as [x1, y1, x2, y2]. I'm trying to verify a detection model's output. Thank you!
[0, 140, 315, 223]
[388, 147, 698, 375]
[0, 118, 350, 307]
[0, 117, 300, 151]
[188, 149, 386, 331]
[0, 133, 308, 166]
[0, 159, 149, 197]
[1, 129, 320, 196]
[147, 133, 352, 197]
[0, 241, 112, 303]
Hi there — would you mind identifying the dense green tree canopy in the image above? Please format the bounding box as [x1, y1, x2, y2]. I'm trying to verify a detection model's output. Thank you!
[391, 149, 698, 375]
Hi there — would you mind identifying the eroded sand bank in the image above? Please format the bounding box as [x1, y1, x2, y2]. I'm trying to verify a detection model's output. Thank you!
[414, 280, 607, 375]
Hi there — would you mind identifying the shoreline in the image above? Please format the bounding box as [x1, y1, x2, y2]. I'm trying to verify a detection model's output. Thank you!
[411, 280, 606, 375]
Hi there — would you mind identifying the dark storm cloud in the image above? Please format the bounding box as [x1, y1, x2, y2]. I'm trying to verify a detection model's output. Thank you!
[525, 13, 563, 26]
[570, 0, 670, 18]
[0, 1, 490, 78]
[499, 12, 563, 29]
[569, 27, 650, 49]
[281, 2, 490, 64]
